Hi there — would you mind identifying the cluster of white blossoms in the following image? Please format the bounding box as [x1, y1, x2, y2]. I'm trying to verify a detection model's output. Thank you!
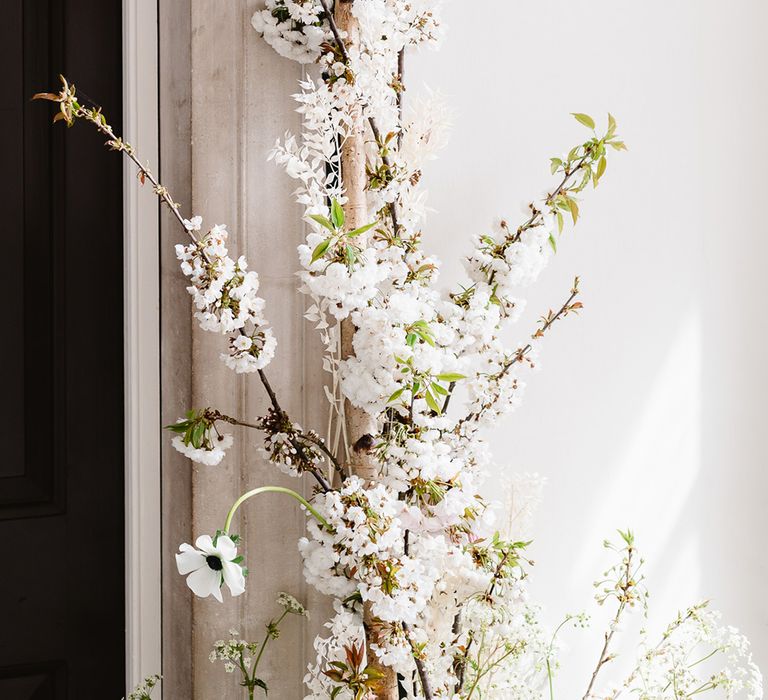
[167, 409, 238, 466]
[299, 476, 437, 627]
[172, 430, 233, 467]
[251, 0, 330, 63]
[610, 603, 763, 699]
[175, 216, 276, 373]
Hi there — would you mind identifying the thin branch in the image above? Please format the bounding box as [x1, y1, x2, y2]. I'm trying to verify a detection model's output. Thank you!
[318, 0, 349, 63]
[38, 81, 339, 493]
[403, 622, 434, 700]
[509, 154, 591, 248]
[453, 547, 514, 693]
[457, 279, 581, 427]
[397, 48, 405, 149]
[208, 408, 339, 492]
[582, 544, 636, 700]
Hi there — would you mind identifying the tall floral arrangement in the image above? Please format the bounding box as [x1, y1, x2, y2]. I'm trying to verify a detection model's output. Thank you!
[36, 1, 761, 698]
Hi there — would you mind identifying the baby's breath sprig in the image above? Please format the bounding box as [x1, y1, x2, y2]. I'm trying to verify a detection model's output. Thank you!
[124, 674, 160, 700]
[211, 593, 309, 699]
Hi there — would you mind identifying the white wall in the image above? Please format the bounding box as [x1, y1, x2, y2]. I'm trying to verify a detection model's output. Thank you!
[410, 0, 768, 691]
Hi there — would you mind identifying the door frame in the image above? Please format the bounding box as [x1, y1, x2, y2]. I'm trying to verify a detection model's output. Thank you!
[123, 0, 162, 691]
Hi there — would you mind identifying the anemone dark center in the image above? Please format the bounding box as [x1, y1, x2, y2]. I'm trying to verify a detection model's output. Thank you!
[206, 555, 223, 571]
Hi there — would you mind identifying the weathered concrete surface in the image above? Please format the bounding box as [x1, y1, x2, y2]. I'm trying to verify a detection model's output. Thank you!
[160, 2, 331, 696]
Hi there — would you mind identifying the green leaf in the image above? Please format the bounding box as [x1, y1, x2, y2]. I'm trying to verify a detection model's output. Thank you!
[567, 197, 579, 225]
[387, 387, 405, 403]
[435, 373, 466, 382]
[424, 390, 442, 414]
[307, 214, 336, 233]
[414, 329, 435, 347]
[550, 157, 562, 175]
[164, 419, 191, 433]
[311, 238, 331, 264]
[191, 421, 206, 449]
[548, 232, 557, 253]
[431, 382, 448, 396]
[347, 221, 376, 238]
[609, 140, 627, 151]
[556, 210, 564, 234]
[330, 199, 345, 229]
[406, 333, 417, 347]
[607, 113, 617, 138]
[596, 156, 607, 182]
[572, 112, 596, 130]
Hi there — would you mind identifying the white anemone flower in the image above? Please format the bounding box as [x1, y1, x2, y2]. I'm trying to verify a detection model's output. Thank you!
[175, 534, 245, 602]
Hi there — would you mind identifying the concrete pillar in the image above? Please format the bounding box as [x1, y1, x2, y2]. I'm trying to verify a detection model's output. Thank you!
[160, 2, 330, 696]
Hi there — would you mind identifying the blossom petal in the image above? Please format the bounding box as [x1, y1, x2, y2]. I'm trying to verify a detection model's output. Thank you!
[194, 534, 216, 555]
[222, 560, 245, 598]
[214, 535, 237, 561]
[185, 565, 220, 600]
[176, 545, 206, 575]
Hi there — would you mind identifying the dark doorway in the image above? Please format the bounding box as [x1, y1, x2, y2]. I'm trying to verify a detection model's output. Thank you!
[0, 1, 125, 698]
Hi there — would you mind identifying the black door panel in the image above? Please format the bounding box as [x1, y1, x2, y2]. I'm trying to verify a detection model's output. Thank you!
[0, 1, 125, 697]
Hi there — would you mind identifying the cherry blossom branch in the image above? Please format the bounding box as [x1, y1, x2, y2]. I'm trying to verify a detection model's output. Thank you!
[317, 0, 400, 233]
[256, 369, 347, 484]
[34, 78, 336, 492]
[456, 278, 582, 427]
[205, 408, 340, 492]
[582, 532, 643, 699]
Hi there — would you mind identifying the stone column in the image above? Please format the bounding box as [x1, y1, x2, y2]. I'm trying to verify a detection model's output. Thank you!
[160, 2, 331, 697]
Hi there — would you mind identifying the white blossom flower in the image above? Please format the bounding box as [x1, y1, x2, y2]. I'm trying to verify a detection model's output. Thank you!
[171, 432, 233, 466]
[175, 534, 245, 602]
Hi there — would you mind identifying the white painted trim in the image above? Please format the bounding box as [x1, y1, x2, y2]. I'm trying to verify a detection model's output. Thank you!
[124, 0, 161, 692]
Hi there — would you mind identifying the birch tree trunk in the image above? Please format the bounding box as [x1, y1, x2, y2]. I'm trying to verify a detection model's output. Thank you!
[335, 2, 400, 698]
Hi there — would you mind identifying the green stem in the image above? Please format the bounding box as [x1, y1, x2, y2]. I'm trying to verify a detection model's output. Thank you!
[545, 616, 574, 700]
[224, 486, 329, 534]
[547, 658, 555, 700]
[253, 611, 288, 674]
